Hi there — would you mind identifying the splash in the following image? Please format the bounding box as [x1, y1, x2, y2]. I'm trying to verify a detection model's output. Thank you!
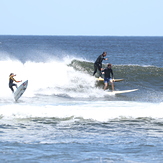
[0, 55, 101, 99]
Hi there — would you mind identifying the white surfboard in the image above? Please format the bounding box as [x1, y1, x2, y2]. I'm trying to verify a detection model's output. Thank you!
[96, 78, 124, 82]
[106, 89, 138, 95]
[14, 80, 28, 101]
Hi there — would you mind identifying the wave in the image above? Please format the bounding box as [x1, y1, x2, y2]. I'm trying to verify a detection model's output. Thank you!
[0, 57, 162, 102]
[70, 59, 163, 91]
[70, 59, 163, 78]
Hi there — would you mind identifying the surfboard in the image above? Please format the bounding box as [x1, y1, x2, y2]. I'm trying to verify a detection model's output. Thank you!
[106, 89, 138, 95]
[14, 80, 28, 101]
[96, 78, 124, 82]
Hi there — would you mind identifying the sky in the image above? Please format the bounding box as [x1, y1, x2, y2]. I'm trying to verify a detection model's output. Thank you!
[0, 0, 163, 36]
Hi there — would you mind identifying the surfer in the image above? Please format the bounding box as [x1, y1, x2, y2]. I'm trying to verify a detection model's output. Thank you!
[101, 63, 115, 91]
[93, 52, 108, 78]
[9, 73, 22, 93]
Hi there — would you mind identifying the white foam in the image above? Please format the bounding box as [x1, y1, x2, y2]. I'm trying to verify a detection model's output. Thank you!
[0, 56, 99, 98]
[0, 102, 163, 121]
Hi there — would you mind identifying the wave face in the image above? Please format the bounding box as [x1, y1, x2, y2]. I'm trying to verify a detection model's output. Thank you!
[70, 59, 163, 100]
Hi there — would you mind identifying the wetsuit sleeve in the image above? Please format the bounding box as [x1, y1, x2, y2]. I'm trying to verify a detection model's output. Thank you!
[95, 55, 105, 64]
[101, 68, 106, 72]
[100, 56, 105, 62]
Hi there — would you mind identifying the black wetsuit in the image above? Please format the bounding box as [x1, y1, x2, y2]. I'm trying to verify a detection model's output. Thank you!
[9, 76, 17, 92]
[93, 54, 106, 77]
[102, 67, 114, 79]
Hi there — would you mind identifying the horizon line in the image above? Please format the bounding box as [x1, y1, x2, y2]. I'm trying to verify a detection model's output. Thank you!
[0, 34, 163, 37]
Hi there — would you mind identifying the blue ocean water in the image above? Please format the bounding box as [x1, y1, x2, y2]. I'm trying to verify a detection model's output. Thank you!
[0, 36, 163, 162]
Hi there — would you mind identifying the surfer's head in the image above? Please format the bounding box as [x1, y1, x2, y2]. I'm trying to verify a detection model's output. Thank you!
[102, 52, 107, 56]
[9, 73, 15, 77]
[107, 63, 112, 68]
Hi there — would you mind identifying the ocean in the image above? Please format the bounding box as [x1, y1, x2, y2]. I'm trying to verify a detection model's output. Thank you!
[0, 35, 163, 163]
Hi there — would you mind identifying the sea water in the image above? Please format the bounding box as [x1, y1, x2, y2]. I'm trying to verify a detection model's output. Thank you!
[0, 36, 163, 162]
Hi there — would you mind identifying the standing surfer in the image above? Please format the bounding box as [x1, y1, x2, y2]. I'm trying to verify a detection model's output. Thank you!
[101, 63, 115, 91]
[93, 52, 108, 78]
[9, 73, 22, 93]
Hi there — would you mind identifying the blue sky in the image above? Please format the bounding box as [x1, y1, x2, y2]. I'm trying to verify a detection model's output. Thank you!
[0, 0, 163, 36]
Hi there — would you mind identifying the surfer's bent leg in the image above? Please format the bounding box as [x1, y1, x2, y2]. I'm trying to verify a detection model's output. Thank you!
[9, 85, 14, 92]
[97, 64, 102, 78]
[13, 83, 17, 88]
[9, 84, 17, 93]
[93, 64, 98, 76]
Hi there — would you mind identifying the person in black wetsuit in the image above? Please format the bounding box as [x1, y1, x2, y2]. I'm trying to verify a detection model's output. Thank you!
[101, 63, 115, 91]
[93, 52, 108, 78]
[9, 73, 22, 93]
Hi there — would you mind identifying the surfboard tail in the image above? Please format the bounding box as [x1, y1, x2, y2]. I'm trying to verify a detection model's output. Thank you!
[106, 89, 138, 95]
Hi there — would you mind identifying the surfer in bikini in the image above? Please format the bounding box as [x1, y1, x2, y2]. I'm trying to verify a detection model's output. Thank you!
[9, 73, 22, 93]
[101, 63, 115, 91]
[93, 52, 108, 78]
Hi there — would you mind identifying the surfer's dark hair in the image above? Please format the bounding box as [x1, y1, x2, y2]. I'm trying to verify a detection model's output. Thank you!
[9, 73, 14, 76]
